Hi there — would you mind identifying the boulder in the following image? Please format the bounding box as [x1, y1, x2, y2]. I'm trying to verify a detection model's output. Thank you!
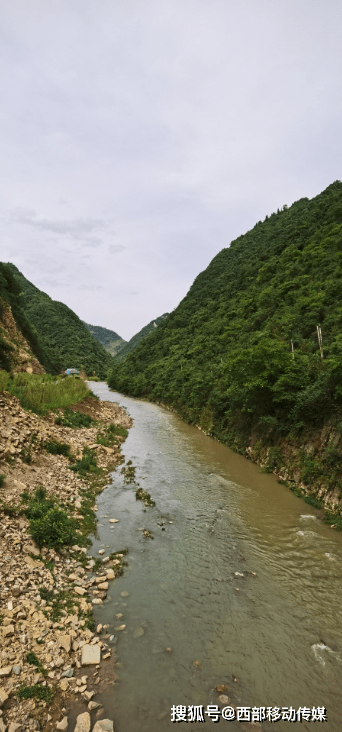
[74, 713, 91, 732]
[81, 644, 101, 665]
[92, 722, 114, 732]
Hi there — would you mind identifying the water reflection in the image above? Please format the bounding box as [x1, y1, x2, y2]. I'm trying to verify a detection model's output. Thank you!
[88, 384, 342, 731]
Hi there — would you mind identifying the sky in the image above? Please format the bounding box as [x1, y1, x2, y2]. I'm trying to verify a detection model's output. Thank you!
[1, 0, 342, 340]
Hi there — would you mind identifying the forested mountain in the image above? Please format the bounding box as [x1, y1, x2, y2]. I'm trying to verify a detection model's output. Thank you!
[114, 313, 169, 361]
[83, 322, 126, 356]
[5, 264, 113, 378]
[108, 182, 342, 482]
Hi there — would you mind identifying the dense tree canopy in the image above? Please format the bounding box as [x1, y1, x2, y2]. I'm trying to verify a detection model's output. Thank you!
[4, 264, 113, 377]
[108, 181, 342, 446]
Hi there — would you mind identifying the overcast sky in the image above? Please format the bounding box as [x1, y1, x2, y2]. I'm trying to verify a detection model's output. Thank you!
[1, 1, 341, 340]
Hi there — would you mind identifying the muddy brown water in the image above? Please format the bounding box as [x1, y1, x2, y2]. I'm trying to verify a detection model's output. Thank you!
[87, 383, 342, 731]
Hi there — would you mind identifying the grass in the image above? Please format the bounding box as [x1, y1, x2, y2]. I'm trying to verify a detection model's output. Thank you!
[69, 447, 101, 476]
[55, 408, 95, 428]
[0, 369, 9, 392]
[7, 373, 90, 414]
[26, 652, 47, 676]
[39, 585, 81, 622]
[18, 684, 53, 704]
[97, 422, 128, 446]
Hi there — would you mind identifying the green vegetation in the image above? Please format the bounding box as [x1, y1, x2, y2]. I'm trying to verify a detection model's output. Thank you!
[43, 440, 71, 457]
[114, 313, 169, 361]
[0, 369, 9, 391]
[55, 408, 95, 428]
[83, 322, 126, 357]
[39, 585, 79, 622]
[96, 422, 127, 447]
[7, 372, 90, 414]
[0, 263, 60, 373]
[0, 474, 5, 489]
[135, 486, 155, 507]
[18, 684, 53, 704]
[121, 460, 136, 483]
[24, 487, 79, 551]
[108, 182, 342, 484]
[26, 652, 46, 676]
[69, 447, 101, 476]
[4, 263, 114, 377]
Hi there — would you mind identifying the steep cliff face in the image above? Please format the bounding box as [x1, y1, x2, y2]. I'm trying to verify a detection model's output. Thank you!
[0, 299, 44, 374]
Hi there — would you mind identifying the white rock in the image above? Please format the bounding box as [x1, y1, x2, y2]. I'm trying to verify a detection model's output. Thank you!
[0, 666, 12, 677]
[81, 644, 101, 665]
[92, 721, 114, 732]
[98, 549, 105, 555]
[56, 717, 68, 731]
[74, 713, 91, 732]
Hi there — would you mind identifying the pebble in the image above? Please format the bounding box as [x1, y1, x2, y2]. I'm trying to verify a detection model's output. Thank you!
[98, 549, 105, 555]
[218, 695, 230, 704]
[109, 519, 118, 523]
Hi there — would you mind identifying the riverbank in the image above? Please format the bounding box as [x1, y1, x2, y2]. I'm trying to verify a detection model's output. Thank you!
[0, 391, 132, 732]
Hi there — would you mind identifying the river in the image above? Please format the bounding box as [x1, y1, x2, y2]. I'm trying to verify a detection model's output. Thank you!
[88, 383, 342, 731]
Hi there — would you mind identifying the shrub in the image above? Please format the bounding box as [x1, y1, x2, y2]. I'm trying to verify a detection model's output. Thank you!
[44, 440, 71, 457]
[24, 486, 78, 550]
[30, 506, 78, 550]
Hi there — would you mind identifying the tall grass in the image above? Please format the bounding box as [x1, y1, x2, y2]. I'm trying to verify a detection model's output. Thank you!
[0, 369, 9, 392]
[7, 373, 90, 414]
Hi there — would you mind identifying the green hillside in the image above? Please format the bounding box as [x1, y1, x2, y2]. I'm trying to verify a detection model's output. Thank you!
[83, 322, 126, 356]
[5, 264, 113, 378]
[115, 313, 169, 361]
[0, 263, 60, 373]
[108, 181, 342, 449]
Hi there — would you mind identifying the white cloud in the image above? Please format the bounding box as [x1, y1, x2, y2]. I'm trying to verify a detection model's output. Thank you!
[0, 0, 341, 338]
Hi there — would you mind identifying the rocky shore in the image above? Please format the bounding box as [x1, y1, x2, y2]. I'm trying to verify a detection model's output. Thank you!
[0, 391, 132, 732]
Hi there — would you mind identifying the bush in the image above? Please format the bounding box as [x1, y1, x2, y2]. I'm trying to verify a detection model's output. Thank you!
[55, 408, 95, 428]
[30, 506, 78, 550]
[24, 486, 78, 550]
[44, 440, 71, 457]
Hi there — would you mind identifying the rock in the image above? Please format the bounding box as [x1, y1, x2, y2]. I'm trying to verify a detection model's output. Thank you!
[105, 569, 115, 580]
[74, 713, 91, 732]
[98, 549, 105, 555]
[12, 665, 21, 675]
[0, 721, 7, 732]
[102, 652, 111, 660]
[24, 556, 41, 569]
[133, 627, 144, 638]
[58, 634, 71, 653]
[115, 624, 126, 631]
[120, 591, 129, 597]
[83, 691, 94, 701]
[3, 625, 14, 637]
[56, 717, 68, 731]
[88, 701, 101, 710]
[61, 667, 74, 678]
[75, 501, 82, 509]
[23, 543, 40, 557]
[218, 695, 230, 704]
[98, 582, 108, 590]
[8, 724, 22, 732]
[81, 644, 101, 665]
[0, 666, 12, 677]
[74, 587, 86, 596]
[109, 519, 118, 523]
[92, 599, 103, 605]
[96, 624, 103, 634]
[60, 679, 69, 692]
[92, 721, 114, 732]
[216, 684, 227, 694]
